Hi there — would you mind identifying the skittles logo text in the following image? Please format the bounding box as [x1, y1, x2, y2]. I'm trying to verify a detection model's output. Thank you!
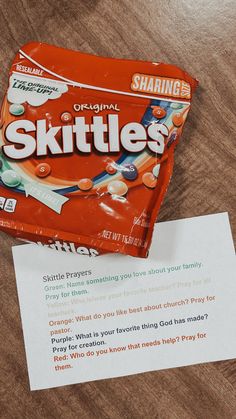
[3, 114, 168, 160]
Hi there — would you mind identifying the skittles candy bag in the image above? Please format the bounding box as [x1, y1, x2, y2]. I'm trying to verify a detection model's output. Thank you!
[0, 42, 198, 257]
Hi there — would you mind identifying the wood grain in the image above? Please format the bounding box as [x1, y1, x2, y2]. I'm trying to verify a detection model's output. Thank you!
[0, 0, 235, 418]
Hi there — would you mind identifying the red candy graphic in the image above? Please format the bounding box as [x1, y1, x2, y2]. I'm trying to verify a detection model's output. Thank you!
[151, 106, 166, 119]
[35, 163, 51, 178]
[61, 111, 72, 123]
[142, 172, 157, 189]
[78, 178, 93, 191]
[172, 113, 184, 127]
[106, 163, 117, 175]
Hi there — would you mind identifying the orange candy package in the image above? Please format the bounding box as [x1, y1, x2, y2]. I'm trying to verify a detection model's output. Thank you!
[0, 42, 198, 257]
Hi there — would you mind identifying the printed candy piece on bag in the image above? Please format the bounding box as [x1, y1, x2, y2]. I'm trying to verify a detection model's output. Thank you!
[9, 103, 25, 116]
[142, 173, 157, 189]
[106, 163, 117, 175]
[170, 102, 183, 110]
[107, 180, 128, 196]
[1, 170, 21, 187]
[0, 42, 198, 257]
[151, 106, 166, 119]
[172, 113, 184, 127]
[61, 111, 72, 123]
[35, 163, 51, 178]
[78, 178, 93, 191]
[121, 163, 138, 181]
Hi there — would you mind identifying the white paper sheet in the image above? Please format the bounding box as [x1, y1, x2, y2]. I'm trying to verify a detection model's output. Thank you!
[12, 213, 236, 390]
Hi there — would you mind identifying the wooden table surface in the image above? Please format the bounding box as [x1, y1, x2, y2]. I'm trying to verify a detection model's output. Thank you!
[0, 1, 235, 418]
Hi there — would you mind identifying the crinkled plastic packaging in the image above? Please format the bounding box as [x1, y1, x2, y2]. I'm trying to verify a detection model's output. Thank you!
[0, 42, 198, 257]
